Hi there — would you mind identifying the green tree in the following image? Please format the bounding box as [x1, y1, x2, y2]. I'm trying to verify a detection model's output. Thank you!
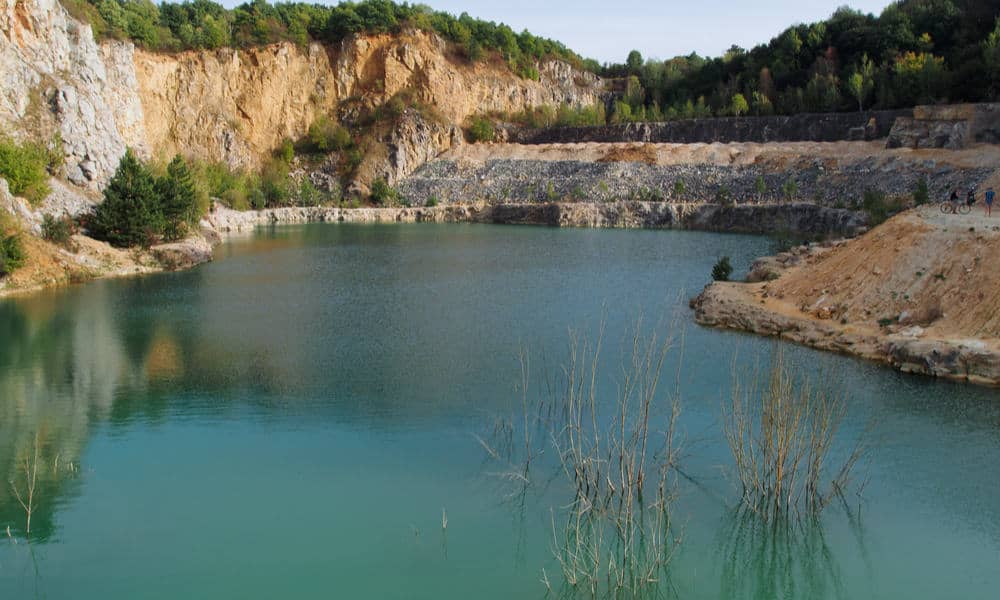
[673, 179, 686, 199]
[985, 18, 1000, 99]
[157, 155, 198, 240]
[914, 177, 929, 206]
[712, 256, 733, 282]
[754, 175, 767, 200]
[730, 93, 749, 117]
[89, 149, 162, 248]
[626, 50, 644, 74]
[846, 54, 876, 111]
[781, 178, 798, 201]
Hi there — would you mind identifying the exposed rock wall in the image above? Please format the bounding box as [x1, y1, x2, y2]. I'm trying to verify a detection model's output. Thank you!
[206, 200, 866, 238]
[888, 103, 1000, 149]
[508, 110, 910, 145]
[0, 0, 603, 189]
[0, 0, 142, 189]
[132, 32, 603, 176]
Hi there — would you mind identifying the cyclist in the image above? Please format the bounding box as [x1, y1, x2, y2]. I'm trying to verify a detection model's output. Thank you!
[967, 187, 977, 207]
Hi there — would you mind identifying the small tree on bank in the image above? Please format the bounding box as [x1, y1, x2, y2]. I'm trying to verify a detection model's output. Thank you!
[712, 256, 733, 281]
[89, 149, 162, 248]
[89, 150, 198, 248]
[157, 155, 198, 241]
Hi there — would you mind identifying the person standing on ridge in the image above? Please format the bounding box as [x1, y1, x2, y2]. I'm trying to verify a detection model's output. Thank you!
[986, 186, 995, 217]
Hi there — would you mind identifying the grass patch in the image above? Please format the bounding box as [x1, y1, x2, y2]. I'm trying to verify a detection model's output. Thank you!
[0, 136, 52, 205]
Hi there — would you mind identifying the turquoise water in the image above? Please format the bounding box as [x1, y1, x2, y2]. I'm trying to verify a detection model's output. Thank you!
[1, 223, 998, 598]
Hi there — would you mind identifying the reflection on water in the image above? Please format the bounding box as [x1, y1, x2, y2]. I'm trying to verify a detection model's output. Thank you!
[0, 223, 998, 599]
[716, 508, 862, 600]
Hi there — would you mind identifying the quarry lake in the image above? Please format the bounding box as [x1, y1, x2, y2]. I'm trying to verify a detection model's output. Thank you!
[1, 223, 998, 599]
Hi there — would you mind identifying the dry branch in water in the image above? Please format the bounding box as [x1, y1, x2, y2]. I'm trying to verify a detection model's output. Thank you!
[723, 352, 867, 521]
[481, 318, 685, 596]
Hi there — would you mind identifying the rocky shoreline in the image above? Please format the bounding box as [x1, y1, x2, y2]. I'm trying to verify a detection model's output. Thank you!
[690, 210, 1000, 386]
[206, 201, 868, 237]
[691, 282, 1000, 386]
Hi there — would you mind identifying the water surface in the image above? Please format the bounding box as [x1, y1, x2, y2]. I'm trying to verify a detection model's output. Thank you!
[1, 223, 998, 598]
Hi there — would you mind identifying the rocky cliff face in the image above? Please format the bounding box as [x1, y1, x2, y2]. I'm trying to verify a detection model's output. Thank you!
[0, 0, 143, 189]
[0, 0, 603, 190]
[133, 32, 601, 180]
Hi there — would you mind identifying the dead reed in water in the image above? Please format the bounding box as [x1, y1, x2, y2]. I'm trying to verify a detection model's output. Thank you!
[723, 353, 867, 521]
[480, 318, 684, 597]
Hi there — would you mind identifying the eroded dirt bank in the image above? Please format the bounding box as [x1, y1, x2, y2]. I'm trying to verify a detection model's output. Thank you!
[691, 206, 1000, 385]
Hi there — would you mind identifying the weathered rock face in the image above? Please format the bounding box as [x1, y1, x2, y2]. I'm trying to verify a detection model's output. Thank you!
[1, 0, 603, 189]
[0, 0, 143, 189]
[132, 31, 603, 177]
[887, 103, 1000, 149]
[509, 110, 910, 145]
[206, 200, 866, 238]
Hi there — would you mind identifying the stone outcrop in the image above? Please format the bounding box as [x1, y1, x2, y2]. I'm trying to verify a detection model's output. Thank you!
[508, 110, 909, 145]
[206, 200, 866, 238]
[692, 281, 1000, 386]
[887, 103, 1000, 149]
[131, 31, 602, 179]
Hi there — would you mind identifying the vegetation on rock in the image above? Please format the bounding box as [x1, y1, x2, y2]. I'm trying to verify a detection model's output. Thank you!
[59, 0, 588, 76]
[0, 137, 54, 206]
[0, 233, 27, 277]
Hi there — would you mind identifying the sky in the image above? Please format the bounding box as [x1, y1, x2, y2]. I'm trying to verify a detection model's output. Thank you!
[417, 1, 899, 63]
[221, 0, 898, 63]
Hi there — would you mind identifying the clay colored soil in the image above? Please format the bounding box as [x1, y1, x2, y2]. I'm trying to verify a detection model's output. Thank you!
[692, 205, 1000, 385]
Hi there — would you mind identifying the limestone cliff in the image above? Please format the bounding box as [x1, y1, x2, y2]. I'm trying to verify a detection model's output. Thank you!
[0, 0, 603, 191]
[132, 32, 602, 180]
[0, 0, 143, 190]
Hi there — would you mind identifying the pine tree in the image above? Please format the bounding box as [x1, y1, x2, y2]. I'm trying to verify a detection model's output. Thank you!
[158, 154, 197, 241]
[89, 149, 162, 248]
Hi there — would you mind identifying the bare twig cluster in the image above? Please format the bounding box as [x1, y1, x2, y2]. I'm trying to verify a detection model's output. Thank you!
[548, 322, 683, 596]
[479, 318, 685, 597]
[723, 353, 867, 521]
[9, 433, 41, 536]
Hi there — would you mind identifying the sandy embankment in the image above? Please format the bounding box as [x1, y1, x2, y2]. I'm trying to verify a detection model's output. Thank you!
[692, 205, 1000, 385]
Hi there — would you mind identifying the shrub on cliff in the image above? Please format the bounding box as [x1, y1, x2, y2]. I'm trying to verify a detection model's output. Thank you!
[307, 117, 352, 153]
[467, 117, 496, 143]
[0, 234, 27, 278]
[369, 178, 399, 206]
[42, 214, 77, 248]
[862, 189, 904, 226]
[913, 177, 929, 206]
[0, 137, 51, 206]
[712, 256, 733, 282]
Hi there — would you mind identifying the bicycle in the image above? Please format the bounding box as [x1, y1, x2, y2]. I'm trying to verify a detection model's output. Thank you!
[940, 199, 972, 215]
